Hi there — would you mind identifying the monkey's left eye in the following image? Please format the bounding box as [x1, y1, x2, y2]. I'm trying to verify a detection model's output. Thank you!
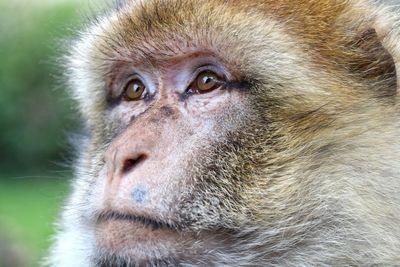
[123, 79, 146, 101]
[190, 70, 224, 93]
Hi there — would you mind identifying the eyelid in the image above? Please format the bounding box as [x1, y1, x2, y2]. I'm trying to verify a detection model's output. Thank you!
[125, 74, 146, 85]
[190, 65, 226, 83]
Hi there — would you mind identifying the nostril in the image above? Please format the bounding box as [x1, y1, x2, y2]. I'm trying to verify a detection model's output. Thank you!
[122, 154, 147, 174]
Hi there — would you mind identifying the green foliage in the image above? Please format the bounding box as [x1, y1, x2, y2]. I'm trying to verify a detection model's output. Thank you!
[0, 2, 83, 266]
[0, 1, 81, 173]
[0, 176, 70, 266]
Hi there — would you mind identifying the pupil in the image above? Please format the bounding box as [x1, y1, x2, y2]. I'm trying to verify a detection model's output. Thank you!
[203, 76, 213, 84]
[133, 83, 141, 93]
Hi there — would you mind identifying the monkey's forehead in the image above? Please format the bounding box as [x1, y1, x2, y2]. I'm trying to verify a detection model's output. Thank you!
[71, 0, 390, 68]
[78, 0, 290, 65]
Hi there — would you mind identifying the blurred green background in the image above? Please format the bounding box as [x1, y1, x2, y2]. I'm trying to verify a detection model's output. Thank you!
[0, 1, 85, 266]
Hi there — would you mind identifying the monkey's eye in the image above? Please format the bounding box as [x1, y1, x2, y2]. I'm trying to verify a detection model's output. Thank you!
[191, 70, 223, 93]
[123, 79, 146, 101]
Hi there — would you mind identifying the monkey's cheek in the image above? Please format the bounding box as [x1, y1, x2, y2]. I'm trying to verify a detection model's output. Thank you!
[95, 219, 180, 258]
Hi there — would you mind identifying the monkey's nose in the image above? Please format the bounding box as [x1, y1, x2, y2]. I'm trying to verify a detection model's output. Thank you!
[121, 153, 148, 175]
[105, 146, 149, 179]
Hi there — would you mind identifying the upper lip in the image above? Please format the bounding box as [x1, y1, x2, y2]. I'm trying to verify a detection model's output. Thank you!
[96, 211, 178, 230]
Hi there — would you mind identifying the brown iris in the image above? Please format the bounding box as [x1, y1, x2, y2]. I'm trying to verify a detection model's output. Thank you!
[194, 70, 221, 92]
[124, 79, 146, 101]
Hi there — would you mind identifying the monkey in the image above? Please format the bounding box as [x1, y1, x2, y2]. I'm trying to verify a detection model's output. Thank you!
[46, 0, 400, 266]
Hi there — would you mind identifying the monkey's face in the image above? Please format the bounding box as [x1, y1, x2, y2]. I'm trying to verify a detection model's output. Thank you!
[89, 53, 258, 262]
[65, 0, 399, 265]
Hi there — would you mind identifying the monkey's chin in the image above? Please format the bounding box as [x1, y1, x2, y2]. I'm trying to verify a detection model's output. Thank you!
[95, 219, 182, 262]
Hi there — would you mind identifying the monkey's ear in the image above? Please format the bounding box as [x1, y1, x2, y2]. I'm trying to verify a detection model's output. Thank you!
[344, 1, 400, 92]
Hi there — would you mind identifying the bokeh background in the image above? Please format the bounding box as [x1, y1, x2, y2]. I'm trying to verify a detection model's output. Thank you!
[0, 1, 92, 266]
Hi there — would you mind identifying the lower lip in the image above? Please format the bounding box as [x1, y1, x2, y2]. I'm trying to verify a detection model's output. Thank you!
[95, 219, 180, 254]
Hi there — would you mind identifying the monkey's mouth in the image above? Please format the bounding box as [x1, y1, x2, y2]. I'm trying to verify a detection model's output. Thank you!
[96, 211, 178, 230]
[94, 211, 184, 257]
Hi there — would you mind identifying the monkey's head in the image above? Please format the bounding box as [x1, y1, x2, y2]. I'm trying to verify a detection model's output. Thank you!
[55, 0, 400, 265]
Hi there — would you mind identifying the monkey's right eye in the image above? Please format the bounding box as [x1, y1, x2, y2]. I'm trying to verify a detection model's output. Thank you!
[123, 79, 146, 101]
